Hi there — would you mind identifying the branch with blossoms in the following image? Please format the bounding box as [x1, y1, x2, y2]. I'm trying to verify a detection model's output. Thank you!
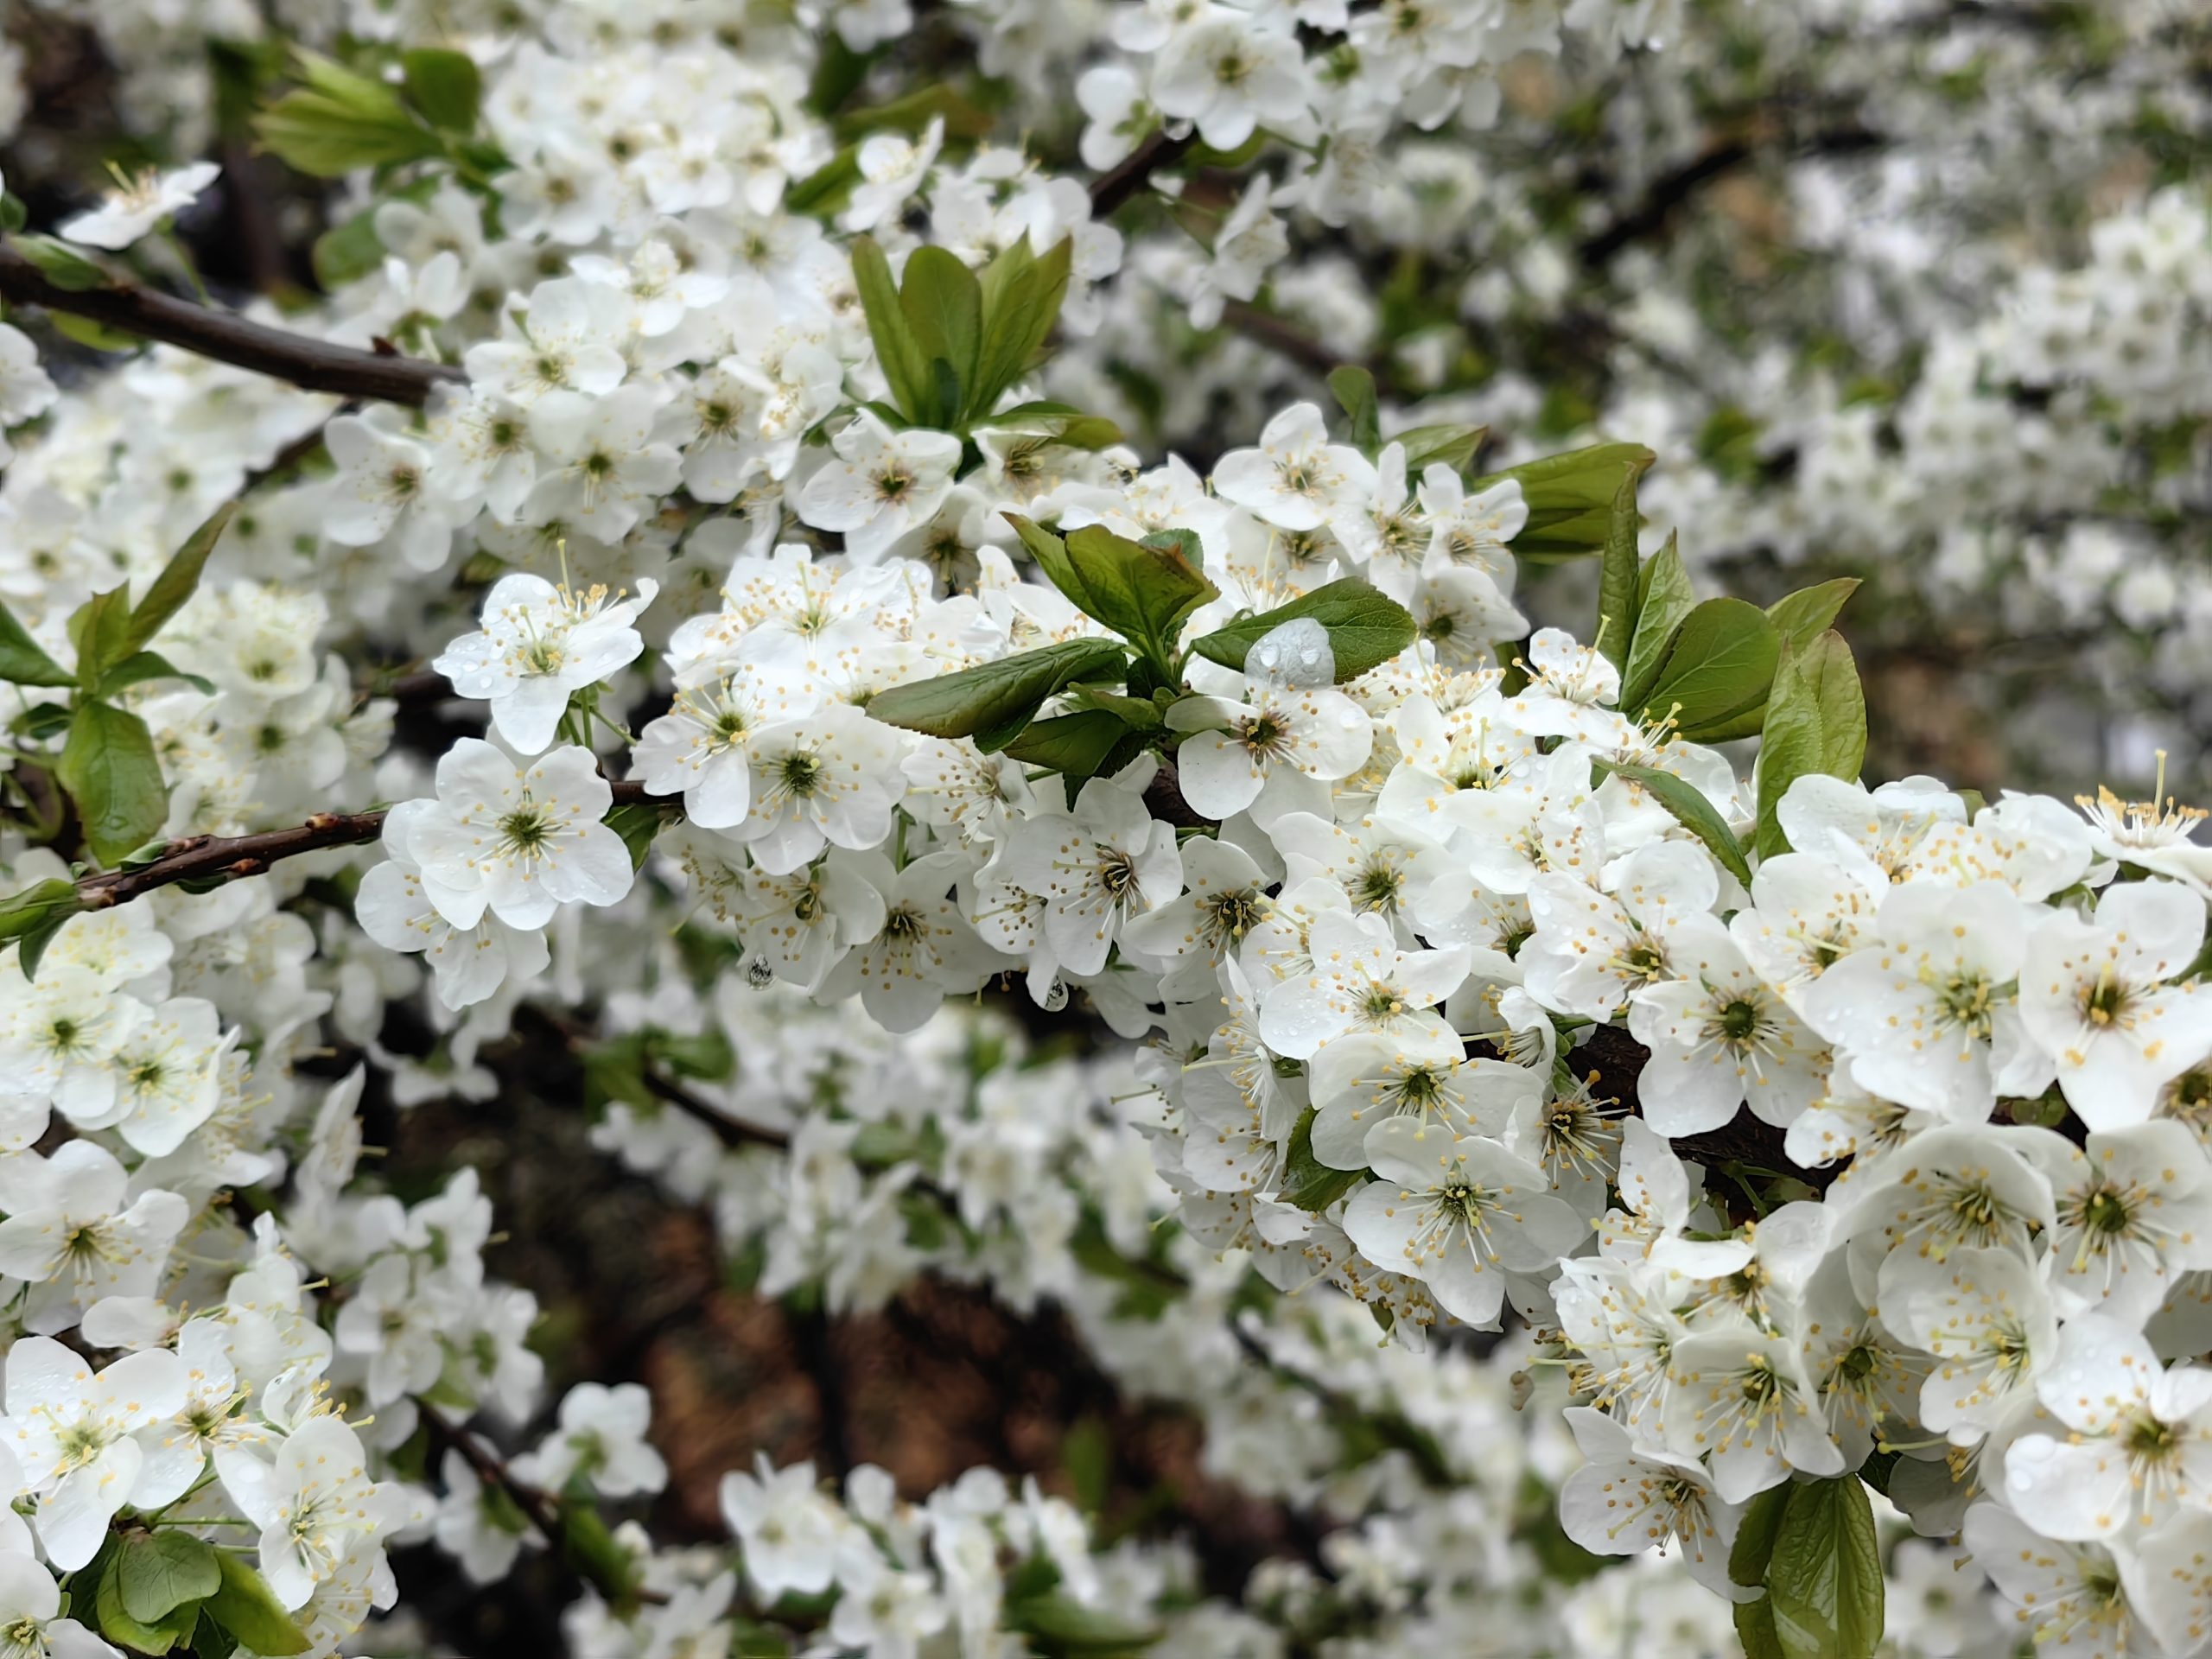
[1, 11, 2210, 1659]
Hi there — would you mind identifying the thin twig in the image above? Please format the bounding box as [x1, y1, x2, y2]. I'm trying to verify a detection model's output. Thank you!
[0, 247, 466, 406]
[418, 1404, 671, 1608]
[75, 782, 653, 907]
[1088, 126, 1198, 217]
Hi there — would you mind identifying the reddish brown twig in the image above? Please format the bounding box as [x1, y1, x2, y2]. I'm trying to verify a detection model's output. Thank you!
[1089, 126, 1198, 217]
[75, 781, 653, 907]
[0, 247, 466, 406]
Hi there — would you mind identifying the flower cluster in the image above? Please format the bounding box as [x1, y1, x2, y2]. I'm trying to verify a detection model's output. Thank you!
[0, 2, 2201, 1658]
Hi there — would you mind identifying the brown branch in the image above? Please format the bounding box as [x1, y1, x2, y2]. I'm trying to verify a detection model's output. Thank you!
[1088, 126, 1198, 217]
[75, 781, 653, 907]
[0, 247, 466, 406]
[418, 1403, 671, 1609]
[1577, 122, 1885, 267]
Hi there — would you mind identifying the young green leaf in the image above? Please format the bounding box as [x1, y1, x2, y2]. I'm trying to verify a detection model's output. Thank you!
[1749, 627, 1868, 822]
[1067, 683, 1166, 729]
[897, 246, 983, 426]
[1594, 760, 1754, 888]
[1622, 531, 1694, 712]
[1002, 516, 1217, 669]
[1731, 1483, 1793, 1589]
[1065, 524, 1217, 664]
[8, 233, 105, 291]
[1595, 467, 1642, 673]
[93, 651, 216, 699]
[256, 53, 445, 176]
[849, 237, 932, 426]
[1766, 578, 1861, 657]
[95, 1543, 201, 1656]
[59, 699, 169, 866]
[1001, 709, 1133, 779]
[1391, 422, 1488, 475]
[1190, 578, 1418, 684]
[1736, 1596, 1787, 1659]
[48, 313, 142, 352]
[1805, 631, 1868, 780]
[0, 598, 73, 687]
[972, 236, 1071, 418]
[312, 208, 386, 289]
[863, 638, 1130, 750]
[1634, 597, 1781, 741]
[67, 586, 135, 691]
[401, 47, 483, 133]
[120, 498, 236, 658]
[1467, 442, 1655, 562]
[1282, 1106, 1365, 1211]
[1327, 365, 1381, 455]
[204, 1554, 311, 1657]
[0, 876, 82, 980]
[1767, 1476, 1885, 1659]
[118, 1532, 223, 1624]
[1003, 1591, 1161, 1650]
[606, 801, 677, 868]
[1756, 642, 1827, 860]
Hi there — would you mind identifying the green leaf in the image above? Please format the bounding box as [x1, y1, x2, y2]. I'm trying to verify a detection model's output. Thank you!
[48, 313, 142, 352]
[312, 208, 386, 289]
[1731, 1482, 1793, 1589]
[204, 1554, 310, 1657]
[94, 1543, 200, 1656]
[0, 193, 23, 233]
[605, 801, 675, 868]
[1140, 528, 1205, 569]
[652, 1025, 734, 1083]
[1622, 531, 1694, 713]
[557, 1500, 644, 1611]
[1002, 517, 1216, 671]
[1189, 578, 1418, 684]
[12, 701, 72, 741]
[1391, 422, 1488, 476]
[1004, 1590, 1162, 1651]
[257, 52, 445, 176]
[1595, 760, 1753, 889]
[0, 877, 81, 979]
[1001, 710, 1133, 780]
[1282, 1107, 1363, 1212]
[1767, 1476, 1885, 1659]
[94, 651, 215, 698]
[68, 587, 135, 690]
[1766, 579, 1861, 657]
[850, 238, 932, 428]
[1071, 525, 1216, 664]
[194, 1608, 240, 1659]
[833, 84, 995, 143]
[1327, 365, 1381, 456]
[1467, 442, 1655, 562]
[972, 236, 1071, 418]
[784, 145, 860, 216]
[1595, 467, 1642, 673]
[1806, 632, 1868, 781]
[1067, 683, 1165, 730]
[864, 639, 1130, 751]
[898, 246, 983, 424]
[401, 47, 482, 132]
[1635, 597, 1781, 741]
[0, 597, 73, 687]
[1753, 634, 1864, 860]
[59, 700, 169, 867]
[118, 1532, 222, 1624]
[1736, 1595, 1787, 1659]
[10, 232, 105, 291]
